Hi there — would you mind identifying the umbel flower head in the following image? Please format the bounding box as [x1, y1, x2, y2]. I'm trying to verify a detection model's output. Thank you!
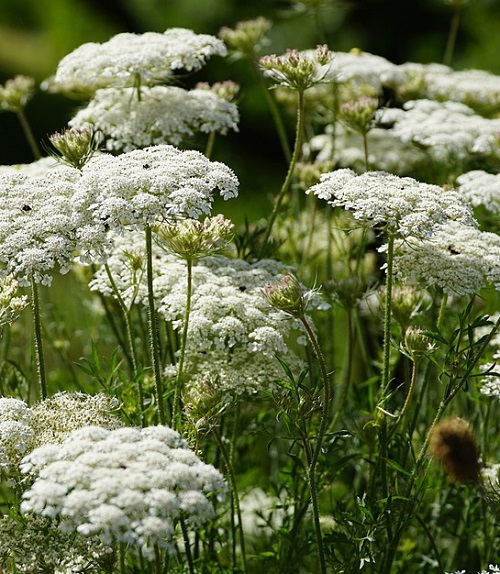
[430, 417, 481, 483]
[78, 144, 239, 229]
[44, 28, 227, 97]
[219, 17, 272, 58]
[69, 85, 239, 153]
[20, 425, 227, 560]
[0, 398, 34, 474]
[48, 126, 101, 169]
[308, 168, 475, 238]
[260, 45, 335, 91]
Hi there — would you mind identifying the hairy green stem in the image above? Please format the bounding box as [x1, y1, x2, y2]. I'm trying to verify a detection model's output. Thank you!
[145, 225, 167, 425]
[31, 277, 47, 399]
[259, 90, 305, 258]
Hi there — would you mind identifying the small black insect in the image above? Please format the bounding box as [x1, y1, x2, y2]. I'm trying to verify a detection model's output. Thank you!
[238, 285, 247, 292]
[447, 245, 460, 255]
[143, 163, 151, 169]
[21, 204, 32, 212]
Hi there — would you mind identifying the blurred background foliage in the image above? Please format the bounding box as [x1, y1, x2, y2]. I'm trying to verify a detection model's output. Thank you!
[1, 0, 500, 218]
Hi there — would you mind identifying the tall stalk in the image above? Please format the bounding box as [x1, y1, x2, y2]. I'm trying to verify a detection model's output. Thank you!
[172, 258, 193, 431]
[259, 90, 305, 258]
[31, 277, 47, 399]
[145, 225, 167, 425]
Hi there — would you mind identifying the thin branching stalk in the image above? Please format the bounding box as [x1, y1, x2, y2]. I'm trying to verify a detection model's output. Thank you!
[205, 131, 216, 159]
[31, 277, 47, 399]
[145, 225, 167, 425]
[17, 109, 41, 160]
[172, 258, 193, 431]
[252, 63, 291, 163]
[104, 263, 145, 423]
[362, 131, 370, 172]
[387, 356, 420, 441]
[443, 5, 463, 67]
[212, 426, 248, 574]
[259, 90, 305, 257]
[180, 517, 196, 574]
[299, 314, 331, 574]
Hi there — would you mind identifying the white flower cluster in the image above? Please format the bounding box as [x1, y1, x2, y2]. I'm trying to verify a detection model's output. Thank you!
[20, 425, 227, 560]
[379, 100, 500, 164]
[45, 29, 227, 96]
[0, 274, 28, 326]
[0, 398, 34, 474]
[390, 222, 500, 295]
[0, 167, 102, 286]
[332, 49, 397, 91]
[79, 144, 239, 225]
[457, 170, 500, 215]
[69, 86, 239, 152]
[90, 230, 318, 396]
[0, 145, 238, 285]
[446, 566, 500, 574]
[307, 169, 475, 237]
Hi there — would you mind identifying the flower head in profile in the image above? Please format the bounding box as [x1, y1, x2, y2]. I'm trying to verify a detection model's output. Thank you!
[263, 272, 319, 319]
[44, 29, 227, 97]
[260, 45, 335, 91]
[0, 75, 36, 113]
[48, 126, 101, 169]
[339, 96, 379, 136]
[156, 214, 234, 261]
[21, 425, 227, 560]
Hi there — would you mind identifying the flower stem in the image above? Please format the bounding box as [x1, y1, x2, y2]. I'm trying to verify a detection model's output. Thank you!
[172, 258, 193, 431]
[259, 90, 305, 258]
[212, 426, 248, 574]
[31, 277, 47, 399]
[17, 109, 41, 160]
[145, 225, 167, 425]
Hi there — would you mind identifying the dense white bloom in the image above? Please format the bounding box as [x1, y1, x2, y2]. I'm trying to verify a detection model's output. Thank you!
[21, 425, 227, 559]
[45, 29, 227, 96]
[0, 167, 105, 285]
[0, 398, 34, 473]
[308, 169, 475, 237]
[379, 100, 500, 164]
[389, 221, 500, 295]
[78, 144, 238, 226]
[0, 156, 63, 177]
[69, 86, 239, 152]
[457, 170, 500, 215]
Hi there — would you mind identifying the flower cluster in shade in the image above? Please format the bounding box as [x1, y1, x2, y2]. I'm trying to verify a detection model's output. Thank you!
[0, 393, 120, 475]
[69, 85, 239, 152]
[20, 425, 227, 560]
[89, 230, 326, 398]
[43, 29, 227, 96]
[307, 169, 475, 238]
[0, 145, 238, 285]
[446, 566, 500, 574]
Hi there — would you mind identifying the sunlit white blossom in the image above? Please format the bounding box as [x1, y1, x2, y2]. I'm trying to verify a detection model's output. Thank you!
[308, 168, 475, 237]
[389, 221, 500, 295]
[69, 86, 239, 152]
[44, 29, 227, 96]
[333, 49, 397, 92]
[21, 425, 227, 560]
[0, 398, 34, 473]
[78, 144, 238, 226]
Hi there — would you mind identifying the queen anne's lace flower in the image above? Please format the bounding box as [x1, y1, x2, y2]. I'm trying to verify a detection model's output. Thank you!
[333, 49, 397, 92]
[0, 167, 106, 285]
[20, 425, 227, 560]
[45, 29, 227, 96]
[379, 99, 500, 164]
[308, 169, 475, 237]
[389, 221, 500, 295]
[78, 144, 238, 226]
[69, 86, 239, 152]
[457, 170, 500, 215]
